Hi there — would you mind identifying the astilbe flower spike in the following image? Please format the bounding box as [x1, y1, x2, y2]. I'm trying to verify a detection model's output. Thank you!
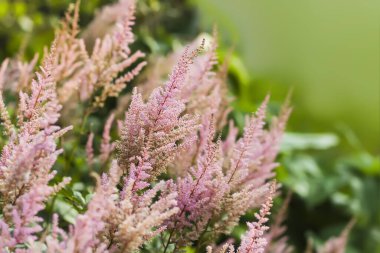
[237, 184, 274, 253]
[137, 32, 231, 130]
[207, 98, 274, 237]
[100, 113, 115, 164]
[101, 162, 179, 252]
[84, 113, 116, 168]
[180, 33, 220, 113]
[244, 94, 293, 189]
[0, 175, 70, 250]
[318, 219, 356, 253]
[44, 0, 146, 116]
[264, 192, 293, 253]
[131, 35, 232, 179]
[82, 0, 133, 44]
[206, 183, 276, 253]
[0, 0, 144, 113]
[226, 95, 269, 189]
[0, 41, 71, 251]
[54, 156, 179, 253]
[112, 179, 179, 252]
[0, 53, 39, 93]
[165, 117, 227, 249]
[86, 132, 95, 166]
[167, 35, 233, 176]
[0, 43, 72, 206]
[0, 59, 14, 136]
[117, 44, 202, 178]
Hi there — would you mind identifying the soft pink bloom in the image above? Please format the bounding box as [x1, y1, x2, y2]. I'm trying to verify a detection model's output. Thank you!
[100, 113, 115, 164]
[318, 219, 355, 253]
[226, 96, 269, 189]
[172, 117, 227, 242]
[237, 183, 275, 253]
[117, 46, 202, 178]
[86, 132, 95, 166]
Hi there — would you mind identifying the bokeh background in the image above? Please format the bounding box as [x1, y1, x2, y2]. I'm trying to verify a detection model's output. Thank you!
[0, 0, 378, 252]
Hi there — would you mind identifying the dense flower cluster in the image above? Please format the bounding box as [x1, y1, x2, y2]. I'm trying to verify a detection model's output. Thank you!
[0, 1, 354, 253]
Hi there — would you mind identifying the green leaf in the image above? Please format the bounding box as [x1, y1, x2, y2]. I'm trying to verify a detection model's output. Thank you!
[73, 191, 86, 206]
[54, 198, 79, 224]
[281, 132, 339, 151]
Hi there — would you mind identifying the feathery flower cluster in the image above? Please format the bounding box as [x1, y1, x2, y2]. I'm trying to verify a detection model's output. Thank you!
[55, 0, 146, 110]
[206, 183, 274, 253]
[236, 183, 274, 253]
[168, 117, 226, 245]
[0, 0, 355, 252]
[117, 46, 201, 178]
[264, 193, 293, 253]
[317, 219, 355, 253]
[0, 42, 71, 251]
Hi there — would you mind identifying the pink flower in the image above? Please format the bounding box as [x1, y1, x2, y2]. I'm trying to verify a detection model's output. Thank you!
[238, 183, 276, 253]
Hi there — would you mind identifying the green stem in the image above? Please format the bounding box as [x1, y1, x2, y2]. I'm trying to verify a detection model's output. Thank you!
[64, 108, 91, 174]
[163, 224, 176, 253]
[80, 109, 91, 134]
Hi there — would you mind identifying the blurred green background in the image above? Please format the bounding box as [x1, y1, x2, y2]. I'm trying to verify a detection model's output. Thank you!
[0, 0, 378, 252]
[194, 0, 379, 153]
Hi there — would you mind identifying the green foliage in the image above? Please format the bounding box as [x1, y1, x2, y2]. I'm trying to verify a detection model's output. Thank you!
[0, 0, 104, 59]
[0, 0, 199, 60]
[279, 132, 380, 252]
